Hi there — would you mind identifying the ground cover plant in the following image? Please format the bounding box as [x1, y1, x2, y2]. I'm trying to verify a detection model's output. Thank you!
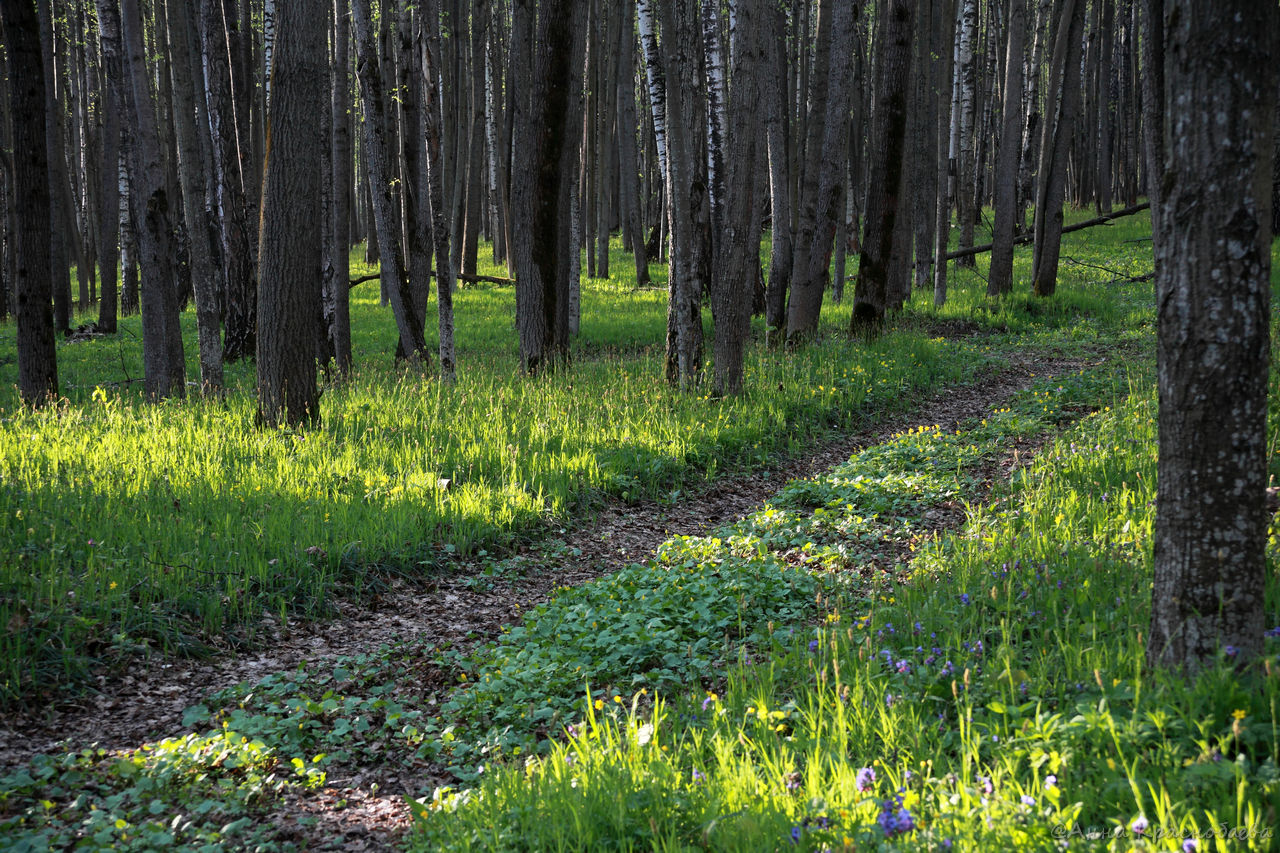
[409, 367, 1280, 852]
[0, 210, 1148, 708]
[0, 337, 1139, 851]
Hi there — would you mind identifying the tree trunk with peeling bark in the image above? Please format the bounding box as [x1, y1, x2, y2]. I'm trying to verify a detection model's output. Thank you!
[988, 0, 1025, 296]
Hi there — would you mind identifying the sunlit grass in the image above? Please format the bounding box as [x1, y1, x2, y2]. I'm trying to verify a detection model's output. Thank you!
[0, 219, 1153, 705]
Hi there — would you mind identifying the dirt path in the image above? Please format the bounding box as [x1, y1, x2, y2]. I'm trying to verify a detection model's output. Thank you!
[0, 352, 1098, 777]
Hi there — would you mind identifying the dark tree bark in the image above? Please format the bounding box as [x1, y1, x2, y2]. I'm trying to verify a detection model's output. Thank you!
[932, 0, 958, 307]
[325, 0, 354, 376]
[710, 0, 763, 396]
[988, 0, 1026, 296]
[1147, 1, 1277, 671]
[35, 0, 71, 333]
[257, 0, 326, 428]
[165, 0, 224, 394]
[616, 0, 650, 287]
[199, 0, 256, 362]
[761, 2, 792, 334]
[121, 0, 186, 399]
[422, 0, 457, 381]
[851, 0, 914, 331]
[1, 0, 59, 405]
[1030, 0, 1086, 297]
[510, 0, 586, 375]
[94, 0, 124, 333]
[352, 0, 429, 360]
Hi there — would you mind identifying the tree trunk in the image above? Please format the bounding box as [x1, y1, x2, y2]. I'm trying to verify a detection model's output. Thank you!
[36, 0, 71, 332]
[423, 0, 457, 381]
[121, 0, 186, 398]
[762, 3, 791, 333]
[1030, 0, 1086, 297]
[326, 0, 354, 375]
[953, 0, 978, 267]
[711, 0, 762, 396]
[199, 0, 256, 363]
[352, 0, 429, 360]
[852, 0, 914, 331]
[1148, 0, 1277, 671]
[1, 0, 59, 404]
[510, 0, 586, 375]
[616, 0, 650, 287]
[932, 0, 958, 306]
[165, 0, 224, 394]
[95, 0, 124, 333]
[257, 0, 326, 428]
[987, 0, 1026, 296]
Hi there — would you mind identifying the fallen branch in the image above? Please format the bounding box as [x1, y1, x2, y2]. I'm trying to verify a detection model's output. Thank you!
[349, 270, 515, 290]
[913, 201, 1151, 268]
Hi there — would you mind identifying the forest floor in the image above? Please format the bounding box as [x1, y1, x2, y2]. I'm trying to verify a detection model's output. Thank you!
[0, 344, 1114, 850]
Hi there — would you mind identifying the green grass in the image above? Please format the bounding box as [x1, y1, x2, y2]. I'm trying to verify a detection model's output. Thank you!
[0, 216, 1150, 706]
[408, 363, 1280, 852]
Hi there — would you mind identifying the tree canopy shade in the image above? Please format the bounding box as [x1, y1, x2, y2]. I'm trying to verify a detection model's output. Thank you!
[1147, 0, 1278, 671]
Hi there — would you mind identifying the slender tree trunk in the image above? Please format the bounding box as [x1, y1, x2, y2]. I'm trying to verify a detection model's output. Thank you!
[36, 0, 71, 332]
[121, 0, 186, 398]
[953, 0, 978, 267]
[258, 0, 326, 428]
[711, 0, 763, 396]
[326, 0, 354, 375]
[1, 0, 59, 404]
[1148, 0, 1277, 670]
[352, 0, 428, 360]
[616, 0, 650, 287]
[988, 0, 1026, 296]
[762, 4, 792, 334]
[1030, 0, 1086, 297]
[166, 0, 223, 394]
[95, 0, 124, 333]
[933, 0, 959, 306]
[423, 0, 457, 381]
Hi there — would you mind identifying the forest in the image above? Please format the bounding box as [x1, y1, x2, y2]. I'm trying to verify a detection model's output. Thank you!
[0, 0, 1278, 849]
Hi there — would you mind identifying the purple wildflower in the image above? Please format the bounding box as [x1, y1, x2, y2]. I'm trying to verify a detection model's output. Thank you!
[856, 766, 877, 792]
[1131, 816, 1149, 836]
[876, 799, 915, 838]
[809, 639, 820, 653]
[1020, 794, 1036, 807]
[960, 593, 971, 605]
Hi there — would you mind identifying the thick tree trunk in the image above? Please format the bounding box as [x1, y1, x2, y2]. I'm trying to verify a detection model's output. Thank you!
[1148, 0, 1277, 671]
[121, 0, 186, 399]
[35, 0, 71, 333]
[258, 0, 326, 428]
[852, 0, 914, 331]
[1030, 0, 1086, 297]
[352, 0, 428, 360]
[1, 0, 59, 404]
[988, 0, 1026, 296]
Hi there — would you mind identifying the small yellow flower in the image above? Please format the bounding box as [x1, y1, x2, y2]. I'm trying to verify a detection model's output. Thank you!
[594, 698, 604, 710]
[1232, 709, 1247, 720]
[109, 581, 118, 590]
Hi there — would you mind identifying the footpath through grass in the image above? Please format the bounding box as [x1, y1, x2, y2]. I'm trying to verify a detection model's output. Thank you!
[0, 338, 1139, 851]
[0, 213, 1151, 707]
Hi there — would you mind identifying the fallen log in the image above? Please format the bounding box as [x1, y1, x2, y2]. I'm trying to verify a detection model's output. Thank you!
[349, 270, 515, 289]
[914, 201, 1151, 268]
